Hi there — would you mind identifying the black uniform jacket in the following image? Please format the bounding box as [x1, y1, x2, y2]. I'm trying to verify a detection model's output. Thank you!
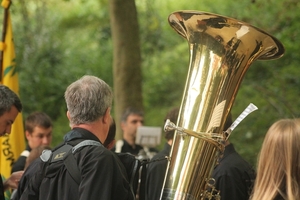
[211, 143, 256, 200]
[112, 139, 144, 156]
[146, 143, 171, 200]
[15, 128, 133, 200]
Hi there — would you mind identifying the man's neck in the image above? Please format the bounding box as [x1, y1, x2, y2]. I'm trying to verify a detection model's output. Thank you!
[72, 121, 107, 144]
[123, 134, 135, 147]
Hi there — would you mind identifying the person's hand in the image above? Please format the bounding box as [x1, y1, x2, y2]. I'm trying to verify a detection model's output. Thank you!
[3, 171, 24, 190]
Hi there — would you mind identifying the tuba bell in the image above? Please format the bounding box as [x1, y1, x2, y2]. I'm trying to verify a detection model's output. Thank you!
[161, 11, 284, 200]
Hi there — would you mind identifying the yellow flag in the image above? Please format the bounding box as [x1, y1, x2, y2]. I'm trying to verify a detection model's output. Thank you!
[0, 10, 25, 200]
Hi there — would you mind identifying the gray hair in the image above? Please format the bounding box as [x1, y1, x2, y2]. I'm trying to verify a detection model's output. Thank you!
[0, 85, 22, 116]
[64, 75, 113, 126]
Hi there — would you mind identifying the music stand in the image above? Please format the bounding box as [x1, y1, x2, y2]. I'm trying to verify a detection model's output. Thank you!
[135, 126, 162, 147]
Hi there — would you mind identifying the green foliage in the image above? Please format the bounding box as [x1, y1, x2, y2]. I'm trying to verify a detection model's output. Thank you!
[9, 0, 114, 146]
[5, 0, 300, 160]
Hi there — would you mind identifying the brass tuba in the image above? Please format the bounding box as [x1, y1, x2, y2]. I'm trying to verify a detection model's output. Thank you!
[161, 11, 284, 200]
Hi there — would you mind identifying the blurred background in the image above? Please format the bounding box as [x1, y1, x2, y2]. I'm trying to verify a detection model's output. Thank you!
[3, 0, 300, 167]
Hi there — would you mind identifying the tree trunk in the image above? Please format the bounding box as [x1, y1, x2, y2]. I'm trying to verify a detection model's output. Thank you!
[109, 0, 143, 140]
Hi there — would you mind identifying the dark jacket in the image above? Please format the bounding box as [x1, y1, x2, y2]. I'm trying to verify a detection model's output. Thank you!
[212, 143, 256, 200]
[146, 143, 171, 200]
[112, 139, 144, 156]
[112, 139, 158, 159]
[15, 128, 133, 200]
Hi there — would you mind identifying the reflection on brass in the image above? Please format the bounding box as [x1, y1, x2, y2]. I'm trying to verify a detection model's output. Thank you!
[160, 11, 284, 200]
[164, 119, 224, 151]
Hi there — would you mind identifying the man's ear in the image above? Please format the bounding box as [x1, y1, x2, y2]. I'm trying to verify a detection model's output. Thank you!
[66, 111, 71, 120]
[25, 131, 31, 140]
[103, 107, 111, 124]
[120, 121, 126, 130]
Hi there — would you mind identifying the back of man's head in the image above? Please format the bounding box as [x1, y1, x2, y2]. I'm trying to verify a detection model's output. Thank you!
[25, 112, 52, 133]
[64, 75, 113, 126]
[164, 107, 180, 141]
[0, 84, 22, 116]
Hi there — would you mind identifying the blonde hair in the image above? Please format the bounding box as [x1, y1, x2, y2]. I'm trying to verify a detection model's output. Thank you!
[251, 119, 300, 200]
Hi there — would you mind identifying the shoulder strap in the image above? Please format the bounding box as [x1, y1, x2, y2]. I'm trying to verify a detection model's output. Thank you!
[138, 160, 148, 200]
[39, 140, 102, 186]
[116, 153, 150, 199]
[72, 140, 102, 153]
[63, 140, 102, 185]
[64, 152, 81, 185]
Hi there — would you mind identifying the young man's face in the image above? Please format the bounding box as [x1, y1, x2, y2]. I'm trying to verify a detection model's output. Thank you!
[121, 114, 144, 138]
[0, 106, 19, 137]
[26, 126, 53, 149]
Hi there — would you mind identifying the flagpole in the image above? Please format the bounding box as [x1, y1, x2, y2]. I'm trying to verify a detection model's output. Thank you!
[0, 0, 12, 82]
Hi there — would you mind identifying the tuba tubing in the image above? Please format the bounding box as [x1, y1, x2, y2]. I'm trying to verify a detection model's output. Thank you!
[160, 10, 284, 200]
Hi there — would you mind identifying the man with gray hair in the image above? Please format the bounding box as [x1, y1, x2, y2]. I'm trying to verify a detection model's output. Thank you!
[0, 85, 24, 200]
[15, 75, 134, 200]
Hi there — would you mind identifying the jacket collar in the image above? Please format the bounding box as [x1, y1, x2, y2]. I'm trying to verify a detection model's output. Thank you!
[63, 127, 101, 143]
